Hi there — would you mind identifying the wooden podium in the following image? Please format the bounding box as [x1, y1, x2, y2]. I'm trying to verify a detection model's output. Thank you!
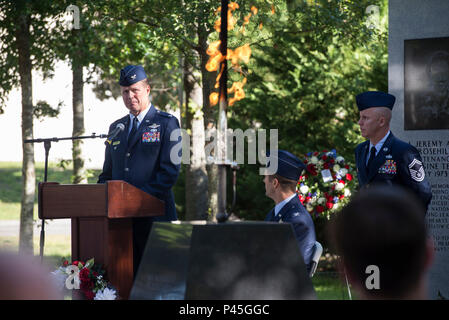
[38, 180, 164, 299]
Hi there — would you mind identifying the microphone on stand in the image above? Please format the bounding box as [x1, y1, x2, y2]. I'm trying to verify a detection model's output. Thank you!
[105, 123, 125, 145]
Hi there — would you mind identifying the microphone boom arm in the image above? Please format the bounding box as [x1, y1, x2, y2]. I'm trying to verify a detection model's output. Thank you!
[23, 132, 108, 264]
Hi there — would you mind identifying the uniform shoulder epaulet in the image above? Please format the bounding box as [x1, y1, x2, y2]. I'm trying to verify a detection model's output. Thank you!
[355, 140, 368, 151]
[156, 110, 174, 118]
[391, 136, 417, 154]
[110, 115, 129, 127]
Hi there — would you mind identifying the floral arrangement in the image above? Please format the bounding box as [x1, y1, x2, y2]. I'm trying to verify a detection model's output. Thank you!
[51, 258, 117, 300]
[297, 149, 357, 220]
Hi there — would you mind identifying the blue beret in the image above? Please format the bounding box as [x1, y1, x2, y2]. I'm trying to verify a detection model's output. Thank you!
[267, 150, 305, 181]
[119, 65, 147, 86]
[356, 91, 395, 111]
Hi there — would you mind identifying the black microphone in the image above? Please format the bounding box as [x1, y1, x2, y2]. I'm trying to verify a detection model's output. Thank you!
[105, 123, 125, 145]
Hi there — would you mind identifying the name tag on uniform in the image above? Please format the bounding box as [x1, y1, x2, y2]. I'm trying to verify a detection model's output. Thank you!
[378, 159, 397, 174]
[112, 140, 120, 146]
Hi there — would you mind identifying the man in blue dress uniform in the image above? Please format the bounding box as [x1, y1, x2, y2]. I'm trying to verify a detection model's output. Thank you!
[263, 150, 316, 272]
[355, 91, 432, 212]
[98, 65, 181, 274]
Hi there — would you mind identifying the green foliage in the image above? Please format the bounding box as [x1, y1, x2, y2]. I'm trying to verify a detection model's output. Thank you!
[228, 0, 388, 221]
[0, 0, 66, 112]
[33, 100, 62, 120]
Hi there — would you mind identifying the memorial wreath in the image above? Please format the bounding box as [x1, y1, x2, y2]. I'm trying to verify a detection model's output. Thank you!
[298, 149, 357, 220]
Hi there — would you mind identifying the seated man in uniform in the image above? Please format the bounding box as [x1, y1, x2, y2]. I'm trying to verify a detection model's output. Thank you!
[263, 150, 316, 272]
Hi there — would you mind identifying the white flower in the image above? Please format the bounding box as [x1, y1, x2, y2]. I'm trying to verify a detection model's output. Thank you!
[317, 197, 326, 205]
[339, 168, 348, 176]
[50, 269, 68, 291]
[333, 164, 341, 173]
[344, 188, 351, 197]
[306, 204, 314, 212]
[310, 156, 319, 164]
[336, 156, 345, 163]
[335, 182, 345, 191]
[94, 287, 117, 300]
[300, 185, 309, 194]
[333, 203, 339, 210]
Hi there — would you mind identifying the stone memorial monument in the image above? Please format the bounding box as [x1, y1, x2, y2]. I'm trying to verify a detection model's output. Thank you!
[389, 0, 449, 299]
[130, 222, 316, 300]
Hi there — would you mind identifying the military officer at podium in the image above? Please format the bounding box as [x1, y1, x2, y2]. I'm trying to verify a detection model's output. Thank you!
[355, 91, 432, 212]
[263, 150, 316, 271]
[98, 65, 181, 275]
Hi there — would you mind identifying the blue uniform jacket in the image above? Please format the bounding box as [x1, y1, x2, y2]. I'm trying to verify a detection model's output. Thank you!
[98, 105, 181, 221]
[265, 195, 316, 267]
[355, 132, 432, 211]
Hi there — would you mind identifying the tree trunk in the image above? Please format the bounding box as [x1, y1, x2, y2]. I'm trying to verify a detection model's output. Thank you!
[72, 59, 87, 184]
[184, 59, 208, 221]
[16, 9, 35, 255]
[197, 24, 218, 221]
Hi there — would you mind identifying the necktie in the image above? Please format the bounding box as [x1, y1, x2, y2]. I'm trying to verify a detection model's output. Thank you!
[128, 116, 139, 144]
[367, 146, 377, 169]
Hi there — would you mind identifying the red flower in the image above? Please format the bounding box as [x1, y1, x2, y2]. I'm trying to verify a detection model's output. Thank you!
[63, 260, 69, 267]
[304, 160, 308, 164]
[322, 149, 328, 153]
[323, 163, 329, 169]
[298, 194, 305, 204]
[344, 165, 349, 169]
[316, 206, 324, 213]
[326, 202, 334, 209]
[305, 196, 311, 203]
[346, 173, 353, 181]
[72, 261, 83, 267]
[80, 277, 94, 295]
[330, 158, 335, 164]
[313, 152, 319, 156]
[339, 180, 345, 185]
[79, 268, 90, 282]
[306, 164, 318, 176]
[322, 155, 328, 161]
[82, 288, 95, 300]
[339, 194, 345, 199]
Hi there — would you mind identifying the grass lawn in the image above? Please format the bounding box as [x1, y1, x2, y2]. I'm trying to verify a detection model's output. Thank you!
[0, 234, 71, 268]
[0, 161, 101, 220]
[312, 272, 354, 300]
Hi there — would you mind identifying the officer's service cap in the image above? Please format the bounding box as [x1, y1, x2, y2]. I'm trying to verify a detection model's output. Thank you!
[119, 65, 147, 86]
[267, 150, 305, 181]
[356, 91, 395, 111]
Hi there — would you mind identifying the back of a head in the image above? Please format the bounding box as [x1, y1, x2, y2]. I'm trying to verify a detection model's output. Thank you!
[330, 186, 428, 299]
[0, 251, 61, 300]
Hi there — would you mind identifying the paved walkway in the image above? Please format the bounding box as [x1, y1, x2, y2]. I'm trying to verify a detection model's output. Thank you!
[0, 219, 71, 237]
